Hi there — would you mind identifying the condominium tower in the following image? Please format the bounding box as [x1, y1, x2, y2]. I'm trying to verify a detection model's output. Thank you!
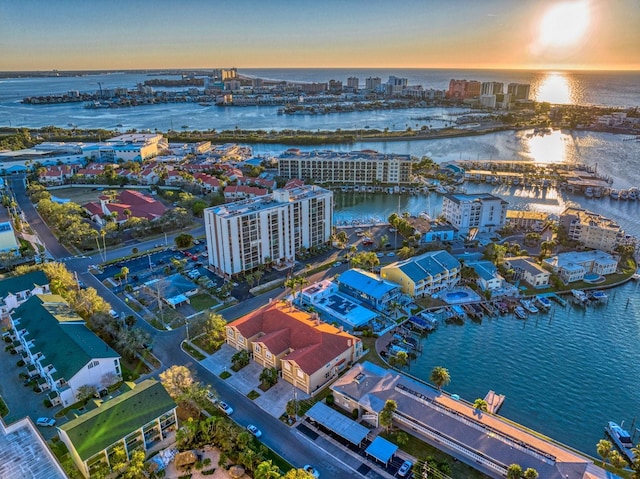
[442, 193, 508, 237]
[204, 185, 333, 277]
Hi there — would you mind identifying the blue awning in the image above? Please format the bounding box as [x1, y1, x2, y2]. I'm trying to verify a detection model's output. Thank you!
[365, 436, 398, 464]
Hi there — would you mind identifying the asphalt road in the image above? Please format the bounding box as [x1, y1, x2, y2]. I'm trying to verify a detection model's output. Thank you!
[10, 179, 370, 478]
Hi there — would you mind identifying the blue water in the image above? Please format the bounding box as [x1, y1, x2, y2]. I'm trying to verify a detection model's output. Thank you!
[2, 69, 640, 457]
[412, 282, 640, 456]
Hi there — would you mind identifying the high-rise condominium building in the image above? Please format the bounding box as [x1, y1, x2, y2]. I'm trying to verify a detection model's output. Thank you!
[204, 186, 333, 277]
[442, 193, 508, 237]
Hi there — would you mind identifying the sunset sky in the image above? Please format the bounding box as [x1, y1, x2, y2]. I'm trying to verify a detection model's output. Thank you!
[1, 0, 639, 71]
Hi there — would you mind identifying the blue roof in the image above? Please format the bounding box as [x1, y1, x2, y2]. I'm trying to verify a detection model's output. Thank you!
[392, 250, 459, 283]
[365, 436, 398, 464]
[338, 269, 398, 300]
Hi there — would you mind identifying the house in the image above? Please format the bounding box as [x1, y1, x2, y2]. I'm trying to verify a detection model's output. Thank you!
[8, 295, 121, 407]
[543, 250, 618, 283]
[336, 268, 401, 312]
[193, 172, 222, 192]
[0, 270, 50, 316]
[0, 222, 20, 256]
[503, 256, 550, 288]
[225, 302, 363, 394]
[38, 164, 79, 185]
[58, 379, 177, 478]
[83, 189, 167, 226]
[223, 185, 268, 201]
[465, 260, 504, 292]
[76, 162, 112, 179]
[381, 250, 461, 297]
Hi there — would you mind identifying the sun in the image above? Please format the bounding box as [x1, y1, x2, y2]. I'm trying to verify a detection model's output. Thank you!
[539, 1, 590, 47]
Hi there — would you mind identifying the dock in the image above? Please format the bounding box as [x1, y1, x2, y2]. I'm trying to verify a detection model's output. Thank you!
[484, 390, 506, 414]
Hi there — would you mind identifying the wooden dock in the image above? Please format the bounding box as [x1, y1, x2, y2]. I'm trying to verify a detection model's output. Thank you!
[484, 390, 506, 414]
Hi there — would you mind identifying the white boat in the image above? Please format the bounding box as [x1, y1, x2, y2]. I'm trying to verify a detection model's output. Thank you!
[629, 187, 639, 200]
[584, 187, 594, 198]
[605, 421, 637, 463]
[520, 299, 539, 314]
[571, 289, 589, 304]
[514, 306, 527, 320]
[590, 290, 608, 302]
[536, 295, 552, 310]
[610, 189, 619, 200]
[620, 189, 629, 200]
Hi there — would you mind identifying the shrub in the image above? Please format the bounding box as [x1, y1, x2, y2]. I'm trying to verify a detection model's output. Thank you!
[203, 458, 212, 467]
[202, 469, 216, 476]
[33, 386, 41, 393]
[325, 394, 334, 406]
[351, 408, 359, 420]
[43, 399, 52, 408]
[16, 359, 25, 367]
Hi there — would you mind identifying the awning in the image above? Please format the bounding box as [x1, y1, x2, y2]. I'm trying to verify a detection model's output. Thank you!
[365, 436, 398, 464]
[306, 402, 369, 445]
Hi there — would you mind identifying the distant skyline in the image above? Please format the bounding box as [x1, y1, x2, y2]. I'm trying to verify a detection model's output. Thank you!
[2, 0, 639, 72]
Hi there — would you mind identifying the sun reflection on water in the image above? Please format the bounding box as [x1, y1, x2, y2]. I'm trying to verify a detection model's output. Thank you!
[533, 72, 571, 104]
[523, 129, 570, 164]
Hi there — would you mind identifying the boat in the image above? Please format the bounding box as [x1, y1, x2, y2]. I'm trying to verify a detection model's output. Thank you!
[514, 306, 527, 320]
[584, 187, 594, 198]
[629, 187, 639, 201]
[520, 299, 539, 314]
[571, 289, 589, 304]
[590, 290, 608, 302]
[620, 189, 629, 200]
[535, 295, 552, 310]
[605, 421, 637, 463]
[610, 189, 619, 200]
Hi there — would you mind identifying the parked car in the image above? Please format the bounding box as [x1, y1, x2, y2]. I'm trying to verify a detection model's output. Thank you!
[333, 261, 342, 267]
[217, 400, 233, 415]
[206, 392, 217, 404]
[398, 460, 413, 477]
[36, 417, 56, 427]
[246, 424, 262, 437]
[303, 465, 320, 478]
[387, 252, 395, 257]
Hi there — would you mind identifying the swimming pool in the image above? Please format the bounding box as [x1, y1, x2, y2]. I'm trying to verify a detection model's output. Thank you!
[439, 287, 482, 304]
[444, 291, 470, 300]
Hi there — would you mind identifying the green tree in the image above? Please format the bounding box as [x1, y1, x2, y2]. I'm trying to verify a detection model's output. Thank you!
[609, 450, 628, 469]
[506, 463, 523, 479]
[473, 398, 488, 412]
[378, 399, 397, 432]
[523, 468, 539, 479]
[596, 439, 612, 465]
[231, 349, 250, 369]
[395, 351, 408, 369]
[175, 233, 194, 248]
[259, 367, 278, 389]
[254, 460, 282, 479]
[121, 449, 146, 479]
[120, 266, 129, 284]
[198, 312, 227, 351]
[395, 431, 409, 448]
[159, 365, 211, 411]
[429, 366, 451, 391]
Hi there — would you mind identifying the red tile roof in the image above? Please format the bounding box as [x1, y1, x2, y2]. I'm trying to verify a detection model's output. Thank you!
[230, 303, 358, 375]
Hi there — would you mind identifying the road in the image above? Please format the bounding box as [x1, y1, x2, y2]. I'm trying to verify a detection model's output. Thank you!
[9, 177, 370, 478]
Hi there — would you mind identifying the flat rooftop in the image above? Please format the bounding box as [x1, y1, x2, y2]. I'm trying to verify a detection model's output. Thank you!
[0, 418, 66, 479]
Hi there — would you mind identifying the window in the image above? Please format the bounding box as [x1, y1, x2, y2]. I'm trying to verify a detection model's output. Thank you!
[283, 362, 290, 371]
[297, 369, 305, 379]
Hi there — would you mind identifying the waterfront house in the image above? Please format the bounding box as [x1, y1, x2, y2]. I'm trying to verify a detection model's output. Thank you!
[465, 260, 504, 292]
[543, 250, 618, 283]
[336, 268, 402, 312]
[8, 294, 121, 407]
[0, 270, 50, 316]
[225, 302, 363, 394]
[381, 250, 460, 297]
[58, 379, 177, 478]
[503, 256, 550, 288]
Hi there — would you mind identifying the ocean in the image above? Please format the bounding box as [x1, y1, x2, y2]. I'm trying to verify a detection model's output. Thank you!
[1, 68, 639, 457]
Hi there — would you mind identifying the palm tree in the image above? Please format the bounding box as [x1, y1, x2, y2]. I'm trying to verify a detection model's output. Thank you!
[121, 266, 129, 284]
[254, 460, 281, 479]
[596, 439, 612, 465]
[395, 351, 408, 369]
[378, 399, 397, 432]
[609, 450, 628, 469]
[429, 366, 451, 391]
[523, 468, 539, 479]
[506, 463, 523, 479]
[473, 398, 488, 413]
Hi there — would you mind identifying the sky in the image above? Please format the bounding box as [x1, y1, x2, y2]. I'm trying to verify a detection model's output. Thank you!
[1, 0, 639, 71]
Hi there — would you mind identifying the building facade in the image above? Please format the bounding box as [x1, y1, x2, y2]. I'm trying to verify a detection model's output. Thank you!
[505, 210, 549, 232]
[559, 207, 629, 253]
[543, 250, 618, 283]
[442, 193, 508, 237]
[8, 295, 121, 407]
[503, 256, 551, 288]
[381, 250, 460, 297]
[0, 270, 50, 316]
[204, 185, 333, 277]
[58, 380, 177, 478]
[225, 303, 363, 394]
[336, 269, 402, 312]
[277, 149, 413, 185]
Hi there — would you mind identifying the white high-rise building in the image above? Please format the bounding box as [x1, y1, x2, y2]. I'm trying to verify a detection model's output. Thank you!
[204, 186, 333, 277]
[442, 193, 508, 237]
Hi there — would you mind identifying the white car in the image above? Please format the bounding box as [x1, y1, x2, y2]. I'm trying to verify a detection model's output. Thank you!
[246, 424, 262, 437]
[217, 400, 233, 415]
[398, 460, 413, 477]
[303, 465, 320, 478]
[36, 417, 56, 427]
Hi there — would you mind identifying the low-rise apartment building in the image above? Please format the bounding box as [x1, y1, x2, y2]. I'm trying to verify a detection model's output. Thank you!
[336, 268, 402, 312]
[505, 210, 549, 232]
[559, 207, 628, 253]
[277, 149, 413, 185]
[442, 193, 508, 238]
[8, 295, 121, 407]
[0, 270, 50, 316]
[204, 185, 333, 277]
[58, 379, 177, 478]
[381, 250, 460, 297]
[225, 303, 363, 394]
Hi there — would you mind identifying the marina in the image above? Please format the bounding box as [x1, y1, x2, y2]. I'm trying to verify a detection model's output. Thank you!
[484, 390, 506, 414]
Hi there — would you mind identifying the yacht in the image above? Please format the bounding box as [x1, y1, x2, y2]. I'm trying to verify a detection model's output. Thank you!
[514, 306, 527, 320]
[620, 189, 629, 200]
[590, 290, 608, 302]
[535, 295, 552, 310]
[520, 299, 539, 314]
[629, 187, 639, 200]
[584, 187, 594, 198]
[605, 421, 637, 463]
[571, 289, 589, 304]
[610, 189, 619, 200]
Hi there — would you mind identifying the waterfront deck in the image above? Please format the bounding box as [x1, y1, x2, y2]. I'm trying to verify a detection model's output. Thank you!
[484, 390, 506, 414]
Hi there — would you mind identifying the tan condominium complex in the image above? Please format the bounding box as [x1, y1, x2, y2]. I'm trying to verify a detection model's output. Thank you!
[277, 149, 413, 185]
[559, 207, 632, 253]
[204, 185, 333, 277]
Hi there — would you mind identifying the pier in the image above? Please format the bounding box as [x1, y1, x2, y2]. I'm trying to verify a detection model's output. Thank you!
[484, 390, 506, 414]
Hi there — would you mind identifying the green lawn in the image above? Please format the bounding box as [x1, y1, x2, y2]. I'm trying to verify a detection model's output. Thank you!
[189, 293, 220, 311]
